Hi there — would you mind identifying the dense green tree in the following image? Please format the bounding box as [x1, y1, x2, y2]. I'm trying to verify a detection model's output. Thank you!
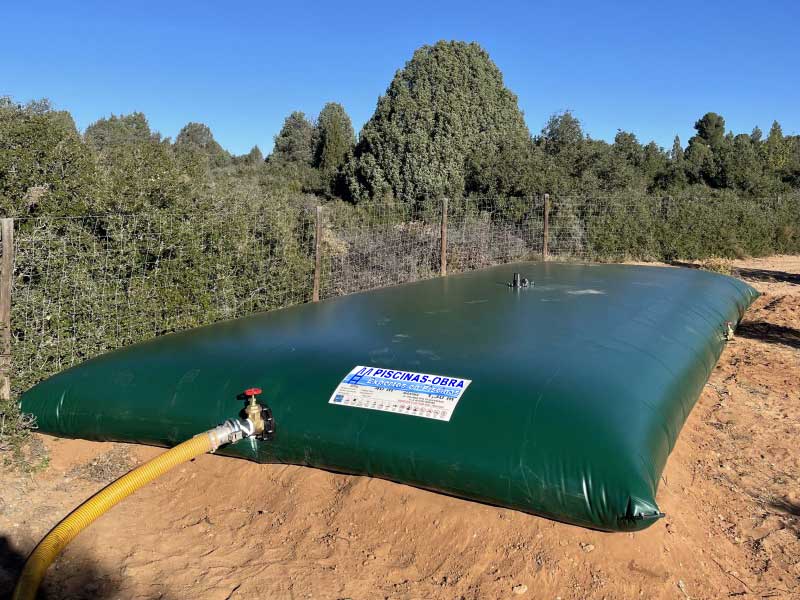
[684, 136, 715, 186]
[613, 130, 644, 167]
[246, 145, 264, 163]
[641, 142, 669, 184]
[344, 41, 532, 202]
[693, 112, 726, 150]
[87, 112, 203, 213]
[684, 113, 730, 187]
[671, 136, 684, 162]
[264, 111, 321, 193]
[84, 112, 153, 152]
[787, 136, 800, 188]
[653, 136, 687, 190]
[765, 120, 790, 174]
[0, 97, 100, 215]
[540, 111, 584, 155]
[532, 112, 622, 194]
[314, 102, 355, 188]
[269, 111, 316, 165]
[175, 122, 231, 168]
[464, 133, 536, 197]
[722, 133, 765, 192]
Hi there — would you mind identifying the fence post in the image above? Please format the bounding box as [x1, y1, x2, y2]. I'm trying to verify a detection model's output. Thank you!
[440, 197, 448, 276]
[542, 194, 550, 262]
[312, 206, 322, 302]
[0, 218, 13, 402]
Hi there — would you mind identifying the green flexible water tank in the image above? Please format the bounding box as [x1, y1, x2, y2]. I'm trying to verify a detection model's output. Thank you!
[20, 262, 758, 531]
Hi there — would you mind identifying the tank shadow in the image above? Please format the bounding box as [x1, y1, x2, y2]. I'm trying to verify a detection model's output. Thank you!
[736, 321, 800, 349]
[667, 262, 800, 287]
[769, 498, 800, 537]
[770, 498, 800, 517]
[733, 267, 800, 286]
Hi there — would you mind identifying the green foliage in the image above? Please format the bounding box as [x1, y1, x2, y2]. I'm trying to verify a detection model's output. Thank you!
[264, 44, 797, 202]
[671, 136, 684, 162]
[0, 98, 100, 216]
[265, 111, 321, 192]
[344, 41, 533, 202]
[175, 122, 232, 168]
[693, 112, 726, 149]
[765, 121, 790, 175]
[87, 112, 205, 213]
[11, 190, 316, 400]
[85, 112, 153, 152]
[541, 111, 585, 154]
[246, 145, 263, 163]
[579, 192, 800, 261]
[314, 102, 355, 194]
[270, 111, 316, 166]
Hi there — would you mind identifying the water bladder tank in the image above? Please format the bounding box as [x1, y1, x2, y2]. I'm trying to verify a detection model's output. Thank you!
[20, 262, 758, 531]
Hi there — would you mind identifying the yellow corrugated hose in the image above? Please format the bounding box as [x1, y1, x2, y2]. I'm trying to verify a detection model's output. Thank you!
[12, 433, 214, 600]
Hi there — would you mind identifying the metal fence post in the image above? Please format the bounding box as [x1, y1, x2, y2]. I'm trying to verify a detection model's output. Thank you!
[542, 194, 550, 262]
[0, 218, 13, 402]
[440, 198, 448, 276]
[312, 206, 322, 302]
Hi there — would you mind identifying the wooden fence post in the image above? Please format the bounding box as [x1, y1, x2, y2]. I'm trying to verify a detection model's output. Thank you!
[440, 198, 448, 276]
[312, 206, 322, 302]
[0, 218, 13, 402]
[542, 194, 550, 262]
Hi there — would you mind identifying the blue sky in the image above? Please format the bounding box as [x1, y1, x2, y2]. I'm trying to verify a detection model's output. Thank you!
[2, 0, 798, 155]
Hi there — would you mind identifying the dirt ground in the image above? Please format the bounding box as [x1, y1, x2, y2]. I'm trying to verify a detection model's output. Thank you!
[1, 256, 798, 600]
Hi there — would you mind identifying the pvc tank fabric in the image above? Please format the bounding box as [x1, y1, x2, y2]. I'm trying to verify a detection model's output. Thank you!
[21, 263, 758, 531]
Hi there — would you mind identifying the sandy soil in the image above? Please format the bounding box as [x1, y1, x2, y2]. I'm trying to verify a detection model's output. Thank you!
[1, 256, 798, 600]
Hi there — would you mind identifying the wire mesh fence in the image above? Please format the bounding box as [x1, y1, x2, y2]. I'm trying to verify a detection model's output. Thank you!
[4, 193, 800, 397]
[10, 204, 316, 395]
[318, 198, 548, 298]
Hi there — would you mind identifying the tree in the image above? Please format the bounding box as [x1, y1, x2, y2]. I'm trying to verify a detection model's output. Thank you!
[175, 122, 231, 168]
[531, 111, 595, 193]
[344, 41, 532, 202]
[722, 133, 765, 193]
[86, 112, 203, 213]
[269, 111, 316, 165]
[693, 112, 726, 150]
[85, 112, 153, 152]
[0, 97, 100, 215]
[540, 111, 584, 155]
[684, 112, 729, 187]
[652, 136, 688, 191]
[671, 136, 684, 162]
[765, 120, 790, 174]
[613, 130, 644, 167]
[245, 145, 263, 164]
[314, 102, 355, 182]
[684, 136, 715, 185]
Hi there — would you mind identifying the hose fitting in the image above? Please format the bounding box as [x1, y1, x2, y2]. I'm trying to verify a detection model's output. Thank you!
[204, 418, 249, 451]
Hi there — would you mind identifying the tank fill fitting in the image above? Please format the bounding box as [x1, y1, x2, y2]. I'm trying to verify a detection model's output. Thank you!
[508, 273, 532, 288]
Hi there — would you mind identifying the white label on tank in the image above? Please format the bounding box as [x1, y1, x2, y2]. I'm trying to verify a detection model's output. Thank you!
[328, 366, 471, 422]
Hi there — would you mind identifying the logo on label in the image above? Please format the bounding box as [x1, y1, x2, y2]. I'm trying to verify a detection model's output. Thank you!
[328, 365, 472, 422]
